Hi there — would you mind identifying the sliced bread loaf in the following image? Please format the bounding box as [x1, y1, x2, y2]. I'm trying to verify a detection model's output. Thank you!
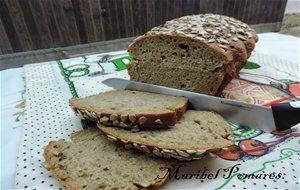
[43, 128, 174, 190]
[69, 90, 188, 129]
[127, 14, 258, 95]
[98, 110, 234, 161]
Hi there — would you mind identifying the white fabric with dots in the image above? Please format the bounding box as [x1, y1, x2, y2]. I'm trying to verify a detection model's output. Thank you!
[15, 51, 130, 189]
[15, 51, 300, 189]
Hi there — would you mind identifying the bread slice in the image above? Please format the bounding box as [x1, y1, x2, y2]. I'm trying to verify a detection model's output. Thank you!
[69, 90, 188, 129]
[127, 14, 258, 95]
[98, 110, 234, 161]
[43, 128, 174, 190]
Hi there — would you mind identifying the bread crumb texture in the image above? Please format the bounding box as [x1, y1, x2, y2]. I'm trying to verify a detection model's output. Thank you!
[99, 110, 234, 160]
[43, 128, 173, 190]
[69, 90, 188, 129]
[127, 14, 258, 95]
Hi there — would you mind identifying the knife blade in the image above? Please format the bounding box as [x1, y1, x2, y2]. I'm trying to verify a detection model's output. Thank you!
[102, 78, 300, 132]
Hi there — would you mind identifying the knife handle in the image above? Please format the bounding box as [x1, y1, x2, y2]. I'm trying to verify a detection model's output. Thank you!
[271, 101, 300, 131]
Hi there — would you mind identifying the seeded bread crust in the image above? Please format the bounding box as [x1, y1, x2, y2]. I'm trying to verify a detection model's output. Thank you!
[43, 128, 174, 190]
[127, 14, 258, 95]
[98, 110, 234, 161]
[69, 90, 188, 129]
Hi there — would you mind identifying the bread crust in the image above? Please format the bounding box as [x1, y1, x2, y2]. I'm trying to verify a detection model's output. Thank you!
[127, 14, 258, 95]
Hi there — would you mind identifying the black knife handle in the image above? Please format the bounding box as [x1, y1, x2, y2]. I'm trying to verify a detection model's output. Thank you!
[271, 101, 300, 131]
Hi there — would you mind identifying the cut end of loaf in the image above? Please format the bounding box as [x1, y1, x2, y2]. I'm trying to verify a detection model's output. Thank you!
[127, 35, 230, 95]
[127, 14, 258, 95]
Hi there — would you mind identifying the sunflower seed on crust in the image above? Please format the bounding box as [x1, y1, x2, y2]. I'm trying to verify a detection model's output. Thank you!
[208, 39, 216, 43]
[196, 37, 206, 41]
[209, 152, 217, 157]
[219, 44, 228, 50]
[198, 30, 208, 36]
[119, 122, 128, 128]
[84, 111, 93, 118]
[82, 112, 88, 118]
[205, 28, 213, 33]
[186, 150, 197, 154]
[176, 150, 190, 157]
[128, 114, 137, 123]
[140, 145, 151, 154]
[237, 35, 246, 41]
[246, 32, 253, 38]
[133, 143, 142, 151]
[107, 135, 117, 142]
[237, 28, 244, 33]
[195, 150, 206, 156]
[192, 156, 204, 160]
[152, 150, 162, 157]
[120, 139, 128, 144]
[162, 149, 176, 155]
[100, 116, 109, 122]
[155, 119, 163, 125]
[120, 114, 128, 122]
[212, 30, 219, 35]
[109, 114, 118, 121]
[219, 38, 229, 44]
[138, 116, 147, 125]
[232, 37, 238, 42]
[191, 30, 198, 34]
[170, 154, 187, 160]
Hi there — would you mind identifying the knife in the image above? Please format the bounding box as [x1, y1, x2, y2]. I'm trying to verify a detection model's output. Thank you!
[102, 78, 300, 132]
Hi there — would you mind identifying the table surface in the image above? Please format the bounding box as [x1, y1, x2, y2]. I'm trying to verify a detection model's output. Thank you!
[1, 32, 299, 190]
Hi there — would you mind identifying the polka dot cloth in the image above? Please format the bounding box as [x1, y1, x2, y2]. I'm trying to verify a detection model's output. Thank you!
[15, 57, 129, 189]
[15, 51, 300, 189]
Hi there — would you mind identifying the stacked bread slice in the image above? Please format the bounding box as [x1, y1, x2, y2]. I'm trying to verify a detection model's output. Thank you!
[98, 110, 233, 161]
[43, 89, 233, 189]
[43, 128, 173, 190]
[69, 90, 188, 129]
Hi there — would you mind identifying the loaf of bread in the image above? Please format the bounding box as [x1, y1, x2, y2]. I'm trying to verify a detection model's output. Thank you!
[69, 90, 188, 129]
[98, 110, 234, 161]
[127, 14, 258, 95]
[43, 128, 174, 190]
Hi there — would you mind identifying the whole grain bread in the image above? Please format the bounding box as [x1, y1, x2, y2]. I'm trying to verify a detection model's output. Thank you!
[98, 110, 234, 161]
[43, 128, 174, 190]
[127, 14, 258, 95]
[69, 90, 188, 129]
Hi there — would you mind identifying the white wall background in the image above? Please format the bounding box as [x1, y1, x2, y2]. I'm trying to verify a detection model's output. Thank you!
[285, 0, 300, 13]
